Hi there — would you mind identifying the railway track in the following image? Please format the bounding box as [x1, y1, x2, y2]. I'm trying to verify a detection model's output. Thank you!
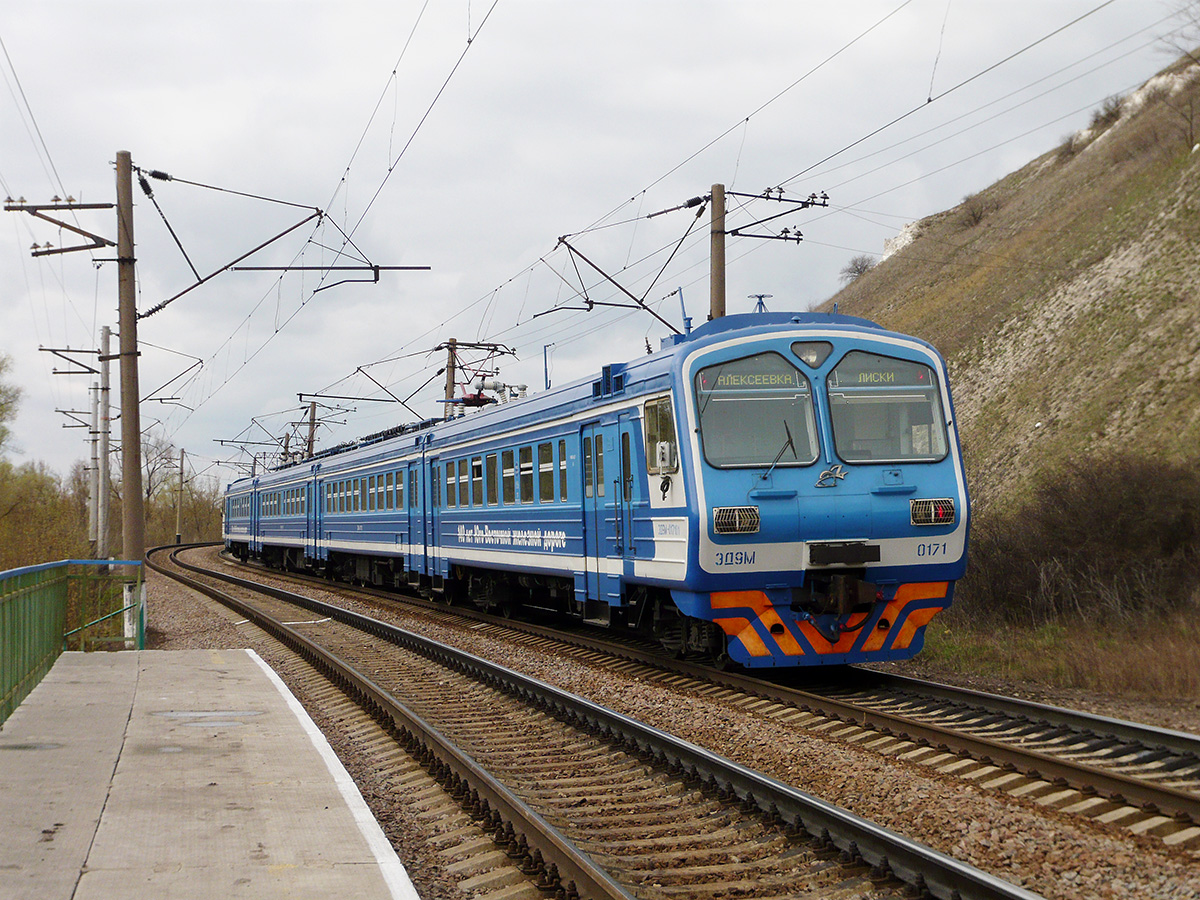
[150, 544, 1043, 900]
[199, 545, 1200, 850]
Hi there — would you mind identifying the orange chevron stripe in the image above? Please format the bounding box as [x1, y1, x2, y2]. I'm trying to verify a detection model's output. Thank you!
[894, 582, 949, 602]
[711, 590, 772, 614]
[713, 616, 771, 657]
[892, 605, 944, 650]
[859, 584, 949, 652]
[759, 608, 805, 656]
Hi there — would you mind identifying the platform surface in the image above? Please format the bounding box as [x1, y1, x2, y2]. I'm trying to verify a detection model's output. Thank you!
[0, 649, 417, 900]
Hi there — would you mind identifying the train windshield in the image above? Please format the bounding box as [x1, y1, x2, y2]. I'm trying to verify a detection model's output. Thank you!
[694, 352, 819, 468]
[826, 350, 948, 463]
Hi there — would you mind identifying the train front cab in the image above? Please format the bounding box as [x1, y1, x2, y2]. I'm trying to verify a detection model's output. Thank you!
[676, 327, 969, 668]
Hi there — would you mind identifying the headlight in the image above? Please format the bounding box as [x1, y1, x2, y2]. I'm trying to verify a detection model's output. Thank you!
[911, 498, 955, 526]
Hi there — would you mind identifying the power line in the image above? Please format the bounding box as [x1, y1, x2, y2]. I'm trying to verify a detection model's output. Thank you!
[779, 0, 1121, 188]
[162, 1, 503, 438]
[180, 4, 1163, 459]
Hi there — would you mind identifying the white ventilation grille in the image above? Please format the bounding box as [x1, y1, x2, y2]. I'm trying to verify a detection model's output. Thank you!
[713, 506, 761, 534]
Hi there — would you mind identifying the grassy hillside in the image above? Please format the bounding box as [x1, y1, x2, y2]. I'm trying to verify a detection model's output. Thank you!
[824, 58, 1200, 693]
[825, 57, 1200, 510]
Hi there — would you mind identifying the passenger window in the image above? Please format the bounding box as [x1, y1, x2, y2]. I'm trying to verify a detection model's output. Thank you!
[584, 438, 593, 499]
[538, 442, 553, 502]
[486, 454, 498, 505]
[595, 437, 605, 497]
[369, 476, 376, 511]
[446, 464, 456, 507]
[385, 473, 394, 510]
[472, 457, 483, 506]
[458, 459, 469, 507]
[519, 447, 534, 503]
[558, 439, 568, 500]
[502, 450, 516, 504]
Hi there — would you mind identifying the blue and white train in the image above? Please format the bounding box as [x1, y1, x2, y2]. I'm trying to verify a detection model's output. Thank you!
[224, 311, 969, 668]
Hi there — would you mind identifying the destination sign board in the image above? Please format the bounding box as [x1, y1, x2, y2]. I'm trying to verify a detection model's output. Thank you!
[827, 350, 935, 389]
[696, 352, 810, 395]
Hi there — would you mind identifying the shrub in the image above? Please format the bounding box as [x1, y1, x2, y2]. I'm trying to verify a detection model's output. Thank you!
[957, 193, 997, 228]
[1089, 94, 1125, 133]
[957, 453, 1200, 626]
[839, 254, 877, 284]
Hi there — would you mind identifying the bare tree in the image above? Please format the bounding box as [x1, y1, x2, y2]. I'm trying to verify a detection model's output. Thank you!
[0, 354, 20, 456]
[1162, 1, 1200, 66]
[839, 254, 877, 284]
[141, 433, 178, 505]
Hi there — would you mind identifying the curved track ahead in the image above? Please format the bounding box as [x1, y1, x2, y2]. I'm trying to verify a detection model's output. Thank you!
[201, 546, 1200, 849]
[150, 544, 1044, 900]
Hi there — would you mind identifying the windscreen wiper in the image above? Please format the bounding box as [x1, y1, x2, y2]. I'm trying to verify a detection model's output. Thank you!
[760, 420, 797, 481]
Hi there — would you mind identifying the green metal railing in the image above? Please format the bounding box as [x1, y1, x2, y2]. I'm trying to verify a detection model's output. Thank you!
[1, 559, 144, 727]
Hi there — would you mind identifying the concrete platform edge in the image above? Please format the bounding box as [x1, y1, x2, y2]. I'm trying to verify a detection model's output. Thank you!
[245, 649, 418, 900]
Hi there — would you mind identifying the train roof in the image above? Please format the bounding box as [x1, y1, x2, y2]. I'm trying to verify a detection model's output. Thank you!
[226, 311, 895, 492]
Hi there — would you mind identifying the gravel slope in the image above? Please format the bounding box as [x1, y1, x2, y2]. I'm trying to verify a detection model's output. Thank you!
[146, 557, 1200, 900]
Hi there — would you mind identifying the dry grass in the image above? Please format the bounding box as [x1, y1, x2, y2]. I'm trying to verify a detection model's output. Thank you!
[920, 615, 1200, 699]
[820, 59, 1200, 700]
[826, 59, 1200, 514]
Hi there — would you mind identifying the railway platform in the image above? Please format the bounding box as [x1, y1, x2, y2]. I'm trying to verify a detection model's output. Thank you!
[0, 649, 418, 900]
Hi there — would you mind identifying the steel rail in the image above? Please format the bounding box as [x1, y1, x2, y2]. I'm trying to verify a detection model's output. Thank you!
[518, 622, 1200, 824]
[147, 545, 634, 900]
[848, 670, 1200, 759]
[204, 546, 1200, 825]
[160, 545, 1043, 900]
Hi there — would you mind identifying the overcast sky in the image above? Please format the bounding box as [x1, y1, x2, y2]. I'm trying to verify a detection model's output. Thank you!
[0, 1, 1182, 487]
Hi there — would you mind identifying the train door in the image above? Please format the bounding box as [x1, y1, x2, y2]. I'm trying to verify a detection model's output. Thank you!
[306, 469, 319, 563]
[406, 461, 422, 578]
[427, 456, 441, 582]
[582, 423, 620, 605]
[616, 411, 640, 570]
[250, 479, 261, 555]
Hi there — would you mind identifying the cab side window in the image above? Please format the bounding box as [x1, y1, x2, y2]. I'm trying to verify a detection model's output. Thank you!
[645, 398, 678, 474]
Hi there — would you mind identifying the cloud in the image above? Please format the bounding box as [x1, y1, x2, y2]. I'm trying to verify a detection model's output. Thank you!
[0, 1, 1169, 480]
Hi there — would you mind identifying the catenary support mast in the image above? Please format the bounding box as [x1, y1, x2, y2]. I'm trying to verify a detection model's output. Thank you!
[116, 151, 144, 567]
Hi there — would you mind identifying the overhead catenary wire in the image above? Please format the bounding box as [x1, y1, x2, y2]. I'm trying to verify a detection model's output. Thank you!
[433, 1, 1145, 394]
[161, 1, 503, 439]
[46, 2, 1161, 478]
[183, 1, 1146, 457]
[779, 0, 1121, 188]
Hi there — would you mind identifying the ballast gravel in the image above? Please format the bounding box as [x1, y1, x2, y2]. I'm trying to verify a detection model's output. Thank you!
[147, 552, 1200, 900]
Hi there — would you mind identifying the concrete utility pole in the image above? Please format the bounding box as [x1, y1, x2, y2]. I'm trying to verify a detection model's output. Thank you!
[709, 183, 726, 321]
[98, 325, 111, 563]
[89, 383, 99, 548]
[116, 151, 145, 567]
[5, 190, 122, 562]
[175, 447, 184, 545]
[305, 401, 317, 458]
[443, 337, 457, 420]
